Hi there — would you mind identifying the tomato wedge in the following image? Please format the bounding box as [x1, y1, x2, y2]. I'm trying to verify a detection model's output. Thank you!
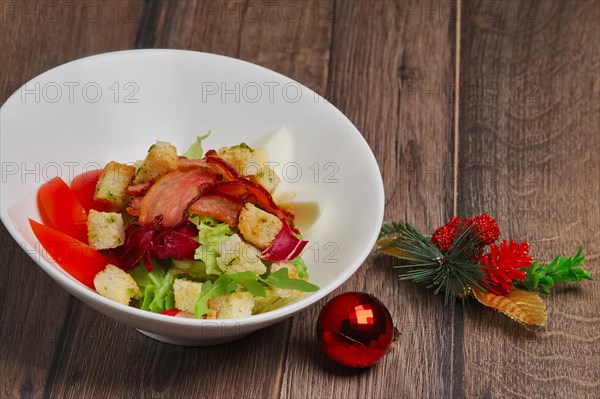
[160, 309, 181, 316]
[38, 177, 88, 242]
[29, 219, 107, 289]
[70, 169, 106, 212]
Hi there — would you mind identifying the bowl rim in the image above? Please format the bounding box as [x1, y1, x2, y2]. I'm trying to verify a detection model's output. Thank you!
[0, 48, 385, 327]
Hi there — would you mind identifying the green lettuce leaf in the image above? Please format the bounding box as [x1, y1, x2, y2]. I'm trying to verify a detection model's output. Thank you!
[194, 274, 238, 318]
[148, 272, 175, 313]
[261, 268, 319, 292]
[141, 285, 156, 310]
[171, 259, 216, 281]
[184, 131, 211, 159]
[129, 262, 166, 297]
[129, 263, 176, 313]
[289, 256, 308, 279]
[253, 288, 298, 314]
[192, 216, 233, 275]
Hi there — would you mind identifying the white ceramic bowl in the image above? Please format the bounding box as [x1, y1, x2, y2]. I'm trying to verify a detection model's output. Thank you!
[0, 49, 384, 346]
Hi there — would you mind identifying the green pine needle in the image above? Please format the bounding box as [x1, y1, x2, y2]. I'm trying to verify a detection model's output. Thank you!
[379, 221, 408, 239]
[379, 222, 486, 304]
[515, 246, 593, 294]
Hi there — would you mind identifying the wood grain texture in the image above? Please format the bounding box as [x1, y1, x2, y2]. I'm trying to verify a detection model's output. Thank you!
[279, 1, 458, 398]
[0, 2, 144, 398]
[44, 303, 291, 399]
[150, 0, 332, 92]
[0, 0, 145, 104]
[0, 224, 71, 399]
[458, 1, 600, 398]
[42, 1, 334, 398]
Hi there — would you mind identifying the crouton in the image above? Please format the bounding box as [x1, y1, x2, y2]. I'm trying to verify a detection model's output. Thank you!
[133, 159, 144, 171]
[217, 234, 267, 274]
[218, 145, 280, 193]
[249, 165, 281, 193]
[272, 191, 296, 213]
[94, 264, 140, 305]
[204, 310, 217, 319]
[173, 279, 203, 314]
[254, 147, 268, 166]
[87, 210, 125, 250]
[238, 203, 282, 250]
[270, 262, 304, 300]
[218, 143, 260, 175]
[94, 161, 135, 210]
[208, 291, 255, 319]
[133, 141, 179, 184]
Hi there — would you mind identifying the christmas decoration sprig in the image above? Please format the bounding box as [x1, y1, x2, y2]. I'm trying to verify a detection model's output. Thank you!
[378, 214, 593, 326]
[514, 246, 591, 294]
[378, 222, 485, 304]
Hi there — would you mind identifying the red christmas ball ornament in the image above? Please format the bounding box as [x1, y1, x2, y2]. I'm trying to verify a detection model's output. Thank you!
[317, 292, 395, 368]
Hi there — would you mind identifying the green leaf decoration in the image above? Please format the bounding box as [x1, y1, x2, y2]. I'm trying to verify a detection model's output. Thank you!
[515, 246, 592, 294]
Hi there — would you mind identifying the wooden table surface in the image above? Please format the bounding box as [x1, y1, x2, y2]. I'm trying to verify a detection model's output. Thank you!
[1, 1, 598, 398]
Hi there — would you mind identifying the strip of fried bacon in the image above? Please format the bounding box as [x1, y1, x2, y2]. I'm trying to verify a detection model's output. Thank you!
[139, 170, 219, 227]
[188, 193, 244, 227]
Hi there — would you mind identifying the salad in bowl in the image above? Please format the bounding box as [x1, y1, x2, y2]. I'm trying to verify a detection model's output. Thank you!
[1, 49, 384, 345]
[30, 133, 317, 320]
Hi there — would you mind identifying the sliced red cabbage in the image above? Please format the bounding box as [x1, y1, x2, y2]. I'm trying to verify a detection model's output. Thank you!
[261, 219, 308, 262]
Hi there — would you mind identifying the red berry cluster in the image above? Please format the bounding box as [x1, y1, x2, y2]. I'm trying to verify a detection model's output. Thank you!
[430, 216, 462, 251]
[474, 214, 501, 246]
[431, 214, 531, 295]
[431, 214, 500, 252]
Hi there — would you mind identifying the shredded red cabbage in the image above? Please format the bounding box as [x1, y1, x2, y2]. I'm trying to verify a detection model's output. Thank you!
[107, 221, 199, 272]
[261, 219, 308, 262]
[153, 223, 200, 260]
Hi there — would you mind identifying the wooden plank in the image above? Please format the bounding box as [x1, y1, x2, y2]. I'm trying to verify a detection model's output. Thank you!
[45, 1, 334, 398]
[279, 1, 458, 397]
[0, 2, 144, 398]
[0, 224, 72, 399]
[151, 0, 332, 91]
[44, 305, 292, 399]
[458, 1, 600, 397]
[0, 0, 145, 103]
